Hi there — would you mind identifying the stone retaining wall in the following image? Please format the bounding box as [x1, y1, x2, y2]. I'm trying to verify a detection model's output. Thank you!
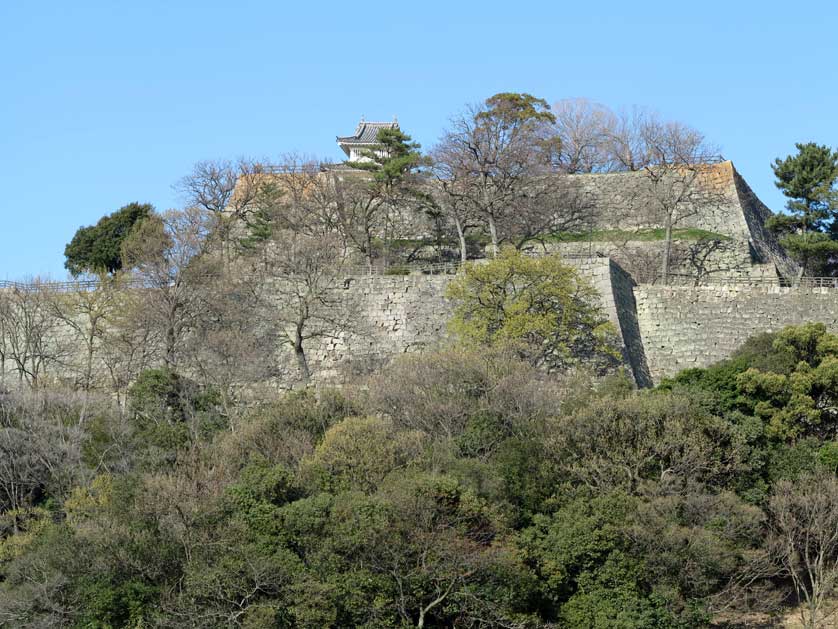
[6, 260, 838, 391]
[541, 240, 776, 284]
[287, 258, 640, 386]
[634, 284, 838, 383]
[291, 274, 455, 384]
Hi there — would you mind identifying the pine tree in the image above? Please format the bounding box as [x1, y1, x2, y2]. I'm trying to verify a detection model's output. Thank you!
[768, 142, 838, 276]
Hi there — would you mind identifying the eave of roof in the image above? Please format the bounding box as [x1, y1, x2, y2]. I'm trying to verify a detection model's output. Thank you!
[337, 120, 399, 145]
[336, 137, 380, 144]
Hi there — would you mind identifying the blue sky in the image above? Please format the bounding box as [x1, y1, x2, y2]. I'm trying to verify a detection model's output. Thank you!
[1, 0, 836, 279]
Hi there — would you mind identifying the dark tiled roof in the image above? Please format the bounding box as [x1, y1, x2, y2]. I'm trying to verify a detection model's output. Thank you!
[337, 120, 399, 145]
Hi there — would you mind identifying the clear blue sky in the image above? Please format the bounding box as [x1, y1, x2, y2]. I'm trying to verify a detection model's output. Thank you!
[1, 1, 835, 279]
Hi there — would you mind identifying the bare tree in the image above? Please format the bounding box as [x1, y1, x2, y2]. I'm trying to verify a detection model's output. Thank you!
[326, 170, 384, 270]
[552, 98, 617, 173]
[0, 389, 86, 519]
[600, 110, 723, 282]
[121, 207, 217, 369]
[432, 94, 562, 257]
[98, 295, 162, 404]
[176, 158, 269, 265]
[251, 230, 354, 385]
[0, 283, 68, 387]
[425, 174, 480, 263]
[176, 157, 267, 219]
[45, 275, 122, 391]
[764, 472, 838, 629]
[240, 153, 343, 246]
[503, 173, 594, 251]
[182, 272, 281, 425]
[602, 106, 662, 172]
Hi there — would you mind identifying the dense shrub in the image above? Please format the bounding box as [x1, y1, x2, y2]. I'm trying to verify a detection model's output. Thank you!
[3, 325, 838, 626]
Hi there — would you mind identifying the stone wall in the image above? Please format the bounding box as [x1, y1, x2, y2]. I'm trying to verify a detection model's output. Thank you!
[5, 259, 837, 392]
[287, 273, 455, 384]
[565, 162, 750, 238]
[555, 257, 649, 386]
[1, 260, 641, 391]
[541, 240, 776, 284]
[634, 284, 838, 383]
[278, 258, 644, 387]
[560, 161, 798, 281]
[732, 169, 799, 279]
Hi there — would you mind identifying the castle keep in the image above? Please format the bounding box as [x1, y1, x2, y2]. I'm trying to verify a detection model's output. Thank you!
[337, 118, 400, 163]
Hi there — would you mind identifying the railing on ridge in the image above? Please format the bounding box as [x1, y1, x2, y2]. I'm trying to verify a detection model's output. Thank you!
[0, 254, 617, 293]
[0, 262, 463, 293]
[12, 254, 834, 293]
[665, 274, 838, 289]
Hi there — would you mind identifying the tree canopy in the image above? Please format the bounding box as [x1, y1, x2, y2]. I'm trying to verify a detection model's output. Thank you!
[446, 248, 621, 372]
[768, 142, 838, 275]
[63, 202, 153, 276]
[352, 127, 424, 186]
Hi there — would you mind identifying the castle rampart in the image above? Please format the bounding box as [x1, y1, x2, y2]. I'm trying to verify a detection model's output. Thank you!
[634, 282, 838, 382]
[4, 263, 838, 389]
[2, 159, 832, 389]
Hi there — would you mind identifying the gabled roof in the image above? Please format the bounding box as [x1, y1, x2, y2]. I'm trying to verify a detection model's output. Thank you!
[337, 119, 399, 146]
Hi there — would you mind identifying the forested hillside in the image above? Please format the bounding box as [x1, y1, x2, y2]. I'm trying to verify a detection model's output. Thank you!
[4, 93, 838, 628]
[3, 319, 838, 627]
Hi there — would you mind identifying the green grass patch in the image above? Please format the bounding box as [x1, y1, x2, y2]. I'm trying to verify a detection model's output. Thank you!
[383, 266, 412, 276]
[547, 228, 731, 243]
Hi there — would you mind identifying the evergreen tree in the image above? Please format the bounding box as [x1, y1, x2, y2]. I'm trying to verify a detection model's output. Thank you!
[768, 142, 838, 275]
[352, 127, 424, 185]
[64, 202, 153, 276]
[344, 127, 427, 269]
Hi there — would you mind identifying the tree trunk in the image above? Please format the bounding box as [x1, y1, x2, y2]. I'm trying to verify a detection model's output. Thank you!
[165, 323, 177, 368]
[454, 216, 468, 263]
[84, 324, 96, 391]
[365, 231, 374, 274]
[488, 216, 499, 258]
[294, 322, 310, 384]
[661, 215, 673, 285]
[480, 173, 498, 258]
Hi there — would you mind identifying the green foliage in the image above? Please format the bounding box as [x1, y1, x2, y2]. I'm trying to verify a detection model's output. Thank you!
[550, 227, 730, 243]
[0, 507, 52, 565]
[478, 92, 556, 127]
[818, 440, 838, 472]
[225, 458, 301, 537]
[551, 392, 744, 493]
[74, 576, 159, 629]
[64, 202, 153, 276]
[519, 492, 636, 606]
[659, 328, 804, 415]
[9, 323, 838, 625]
[487, 436, 556, 526]
[301, 416, 426, 493]
[446, 248, 620, 372]
[559, 552, 680, 629]
[236, 180, 280, 250]
[768, 142, 838, 274]
[471, 92, 561, 177]
[772, 142, 838, 226]
[352, 127, 425, 185]
[763, 437, 823, 482]
[736, 323, 838, 439]
[127, 368, 224, 467]
[255, 388, 357, 444]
